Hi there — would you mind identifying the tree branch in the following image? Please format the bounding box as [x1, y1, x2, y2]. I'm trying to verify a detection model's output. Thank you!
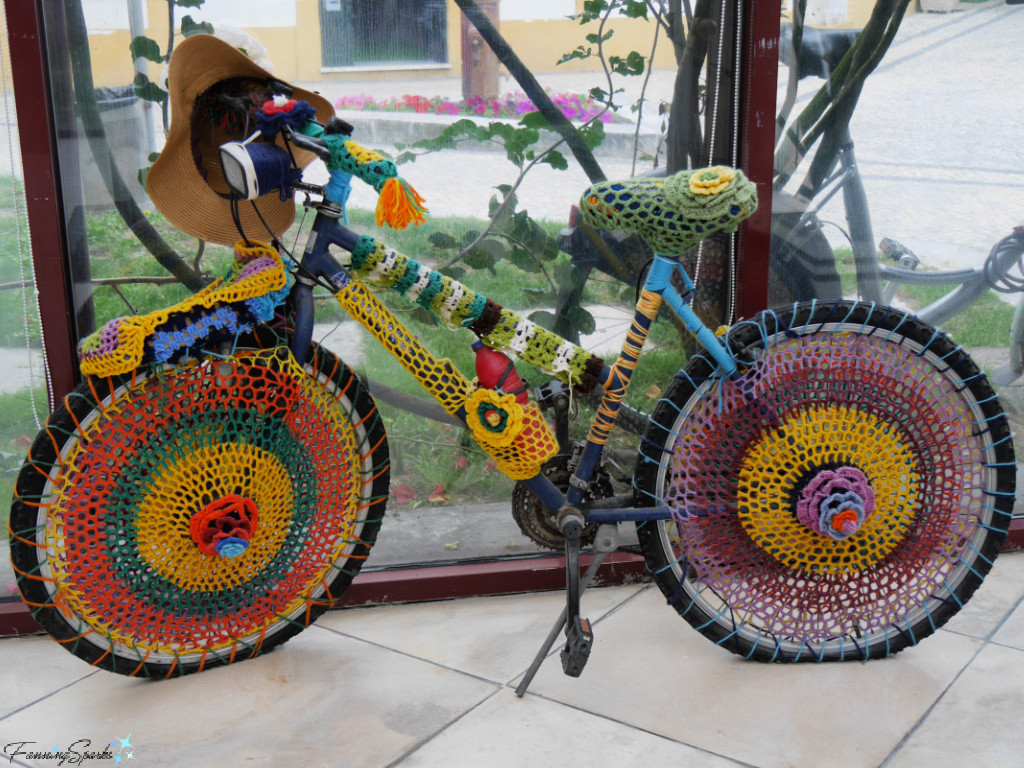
[453, 0, 606, 183]
[65, 0, 204, 292]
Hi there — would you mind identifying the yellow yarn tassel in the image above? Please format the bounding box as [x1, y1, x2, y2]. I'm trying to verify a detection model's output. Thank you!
[375, 176, 428, 229]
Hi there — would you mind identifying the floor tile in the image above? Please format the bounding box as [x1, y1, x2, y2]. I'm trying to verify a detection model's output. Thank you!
[941, 551, 1024, 640]
[317, 584, 643, 684]
[0, 636, 97, 719]
[886, 643, 1024, 768]
[522, 588, 982, 768]
[0, 621, 496, 768]
[397, 688, 745, 768]
[990, 592, 1024, 651]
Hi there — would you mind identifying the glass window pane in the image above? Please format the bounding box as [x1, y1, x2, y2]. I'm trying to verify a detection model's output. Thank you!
[0, 3, 50, 602]
[770, 0, 1023, 517]
[32, 1, 741, 575]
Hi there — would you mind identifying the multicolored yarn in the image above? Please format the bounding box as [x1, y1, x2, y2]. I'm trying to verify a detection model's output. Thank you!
[662, 327, 981, 639]
[29, 349, 377, 666]
[465, 389, 525, 449]
[189, 494, 259, 558]
[335, 278, 557, 479]
[349, 236, 604, 393]
[579, 166, 757, 256]
[587, 289, 662, 446]
[255, 98, 318, 137]
[298, 122, 427, 230]
[796, 466, 875, 540]
[77, 240, 291, 377]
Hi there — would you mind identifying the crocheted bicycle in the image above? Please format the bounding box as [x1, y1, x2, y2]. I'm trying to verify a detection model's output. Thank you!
[9, 37, 1016, 683]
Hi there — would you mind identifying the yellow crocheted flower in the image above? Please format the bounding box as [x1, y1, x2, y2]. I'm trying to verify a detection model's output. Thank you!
[689, 166, 735, 196]
[465, 388, 525, 449]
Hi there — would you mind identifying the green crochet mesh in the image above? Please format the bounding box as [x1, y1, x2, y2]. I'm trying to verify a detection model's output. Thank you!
[579, 166, 758, 255]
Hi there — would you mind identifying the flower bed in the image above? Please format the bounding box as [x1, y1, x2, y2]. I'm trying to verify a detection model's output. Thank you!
[334, 91, 614, 123]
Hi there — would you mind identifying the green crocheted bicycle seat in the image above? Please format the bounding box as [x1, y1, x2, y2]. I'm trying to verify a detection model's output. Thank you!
[579, 166, 757, 255]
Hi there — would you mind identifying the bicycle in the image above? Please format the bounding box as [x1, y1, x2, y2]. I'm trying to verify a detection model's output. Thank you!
[770, 23, 1024, 384]
[8, 38, 1017, 687]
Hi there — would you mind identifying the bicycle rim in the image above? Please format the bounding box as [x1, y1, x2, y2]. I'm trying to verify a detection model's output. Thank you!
[10, 344, 388, 677]
[634, 300, 1015, 661]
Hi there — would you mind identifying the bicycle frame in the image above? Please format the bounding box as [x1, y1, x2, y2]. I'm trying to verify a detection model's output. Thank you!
[790, 127, 1024, 330]
[287, 205, 739, 526]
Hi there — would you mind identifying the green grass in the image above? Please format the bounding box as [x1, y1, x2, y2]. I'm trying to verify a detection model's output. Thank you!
[833, 248, 1015, 348]
[0, 388, 47, 531]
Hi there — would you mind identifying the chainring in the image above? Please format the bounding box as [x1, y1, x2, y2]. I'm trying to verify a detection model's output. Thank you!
[510, 455, 614, 550]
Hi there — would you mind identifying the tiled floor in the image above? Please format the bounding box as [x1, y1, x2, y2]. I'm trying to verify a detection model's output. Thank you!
[3, 552, 1024, 767]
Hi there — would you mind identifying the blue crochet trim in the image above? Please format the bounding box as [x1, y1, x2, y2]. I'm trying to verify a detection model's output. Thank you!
[151, 306, 250, 363]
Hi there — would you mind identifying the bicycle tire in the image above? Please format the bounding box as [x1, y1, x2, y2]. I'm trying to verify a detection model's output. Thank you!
[768, 209, 843, 305]
[9, 336, 388, 678]
[633, 300, 1015, 661]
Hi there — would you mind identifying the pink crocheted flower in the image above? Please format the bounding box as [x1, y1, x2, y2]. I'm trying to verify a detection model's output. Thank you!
[796, 467, 875, 540]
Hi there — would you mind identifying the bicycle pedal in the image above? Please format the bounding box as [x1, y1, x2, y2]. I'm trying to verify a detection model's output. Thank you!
[878, 237, 917, 264]
[560, 616, 594, 678]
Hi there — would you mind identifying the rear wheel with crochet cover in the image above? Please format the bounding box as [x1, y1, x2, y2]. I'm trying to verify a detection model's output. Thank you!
[633, 300, 1016, 661]
[9, 337, 388, 677]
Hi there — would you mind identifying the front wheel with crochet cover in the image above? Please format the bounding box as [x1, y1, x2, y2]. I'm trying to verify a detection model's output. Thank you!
[9, 338, 388, 678]
[633, 300, 1016, 662]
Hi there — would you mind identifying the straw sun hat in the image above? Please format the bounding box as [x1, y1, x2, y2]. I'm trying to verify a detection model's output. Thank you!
[147, 34, 334, 246]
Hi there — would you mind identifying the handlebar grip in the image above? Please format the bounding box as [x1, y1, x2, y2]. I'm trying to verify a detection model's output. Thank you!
[285, 129, 332, 162]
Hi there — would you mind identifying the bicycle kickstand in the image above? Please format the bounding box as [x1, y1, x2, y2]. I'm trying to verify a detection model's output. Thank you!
[515, 522, 617, 697]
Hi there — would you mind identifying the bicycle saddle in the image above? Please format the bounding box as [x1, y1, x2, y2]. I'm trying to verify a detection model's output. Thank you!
[578, 166, 757, 256]
[779, 22, 861, 80]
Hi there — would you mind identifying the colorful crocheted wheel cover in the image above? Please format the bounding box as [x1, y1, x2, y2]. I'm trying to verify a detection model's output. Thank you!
[663, 332, 984, 640]
[39, 351, 369, 664]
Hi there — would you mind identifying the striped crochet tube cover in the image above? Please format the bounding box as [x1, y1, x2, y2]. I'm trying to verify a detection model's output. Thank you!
[349, 236, 604, 393]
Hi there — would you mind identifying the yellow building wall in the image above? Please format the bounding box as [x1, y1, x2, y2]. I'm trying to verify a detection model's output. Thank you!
[85, 0, 682, 89]
[78, 0, 922, 91]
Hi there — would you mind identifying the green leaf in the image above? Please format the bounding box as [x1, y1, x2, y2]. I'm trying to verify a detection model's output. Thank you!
[181, 15, 214, 37]
[137, 166, 150, 189]
[557, 46, 592, 66]
[147, 152, 160, 162]
[621, 0, 649, 18]
[129, 36, 164, 63]
[489, 189, 517, 228]
[460, 230, 481, 248]
[610, 51, 645, 77]
[589, 86, 608, 103]
[580, 120, 606, 151]
[527, 310, 558, 331]
[477, 238, 506, 260]
[174, 0, 206, 7]
[464, 247, 497, 274]
[523, 287, 556, 302]
[132, 73, 167, 103]
[439, 266, 467, 281]
[566, 306, 596, 336]
[540, 150, 568, 171]
[429, 232, 459, 250]
[554, 263, 583, 292]
[520, 111, 550, 130]
[509, 248, 542, 274]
